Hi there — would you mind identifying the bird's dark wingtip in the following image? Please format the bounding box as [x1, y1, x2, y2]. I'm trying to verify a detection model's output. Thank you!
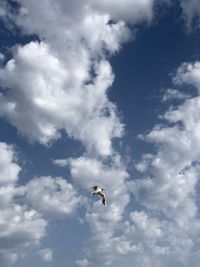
[92, 185, 98, 190]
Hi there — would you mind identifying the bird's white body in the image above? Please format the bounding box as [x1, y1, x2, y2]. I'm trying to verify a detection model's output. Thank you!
[91, 186, 106, 205]
[91, 187, 102, 194]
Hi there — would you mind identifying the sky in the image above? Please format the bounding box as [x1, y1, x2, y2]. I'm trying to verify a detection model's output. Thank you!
[1, 1, 200, 267]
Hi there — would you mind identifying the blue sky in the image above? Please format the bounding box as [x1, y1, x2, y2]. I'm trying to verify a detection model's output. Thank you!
[1, 1, 200, 267]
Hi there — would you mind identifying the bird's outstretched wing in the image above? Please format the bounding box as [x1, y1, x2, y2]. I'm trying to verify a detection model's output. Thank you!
[98, 192, 106, 206]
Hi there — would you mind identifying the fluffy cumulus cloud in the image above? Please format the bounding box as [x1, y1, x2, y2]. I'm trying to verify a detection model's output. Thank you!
[0, 143, 21, 186]
[0, 142, 80, 266]
[0, 0, 158, 156]
[127, 62, 200, 266]
[53, 62, 200, 266]
[25, 176, 81, 218]
[2, 1, 200, 267]
[0, 41, 123, 156]
[0, 142, 47, 265]
[68, 155, 131, 264]
[0, 1, 159, 265]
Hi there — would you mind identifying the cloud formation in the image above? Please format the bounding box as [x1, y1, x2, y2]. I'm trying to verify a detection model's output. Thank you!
[178, 0, 200, 30]
[37, 248, 53, 262]
[75, 258, 89, 267]
[0, 142, 47, 265]
[68, 155, 131, 264]
[162, 88, 190, 102]
[0, 0, 159, 156]
[0, 143, 21, 186]
[0, 41, 124, 156]
[1, 1, 200, 266]
[0, 1, 158, 265]
[128, 62, 200, 266]
[0, 142, 81, 266]
[25, 176, 81, 218]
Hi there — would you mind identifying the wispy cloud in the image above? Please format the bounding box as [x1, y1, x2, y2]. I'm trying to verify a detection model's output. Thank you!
[178, 0, 200, 31]
[75, 258, 89, 267]
[162, 88, 190, 102]
[37, 248, 53, 262]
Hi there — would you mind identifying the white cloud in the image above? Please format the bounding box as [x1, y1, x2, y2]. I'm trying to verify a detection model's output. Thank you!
[79, 13, 131, 55]
[68, 155, 130, 264]
[69, 155, 128, 192]
[0, 0, 159, 156]
[178, 0, 200, 31]
[91, 0, 155, 23]
[53, 159, 69, 167]
[75, 258, 89, 267]
[14, 0, 152, 49]
[0, 142, 47, 265]
[37, 248, 53, 262]
[1, 251, 19, 265]
[0, 1, 160, 265]
[0, 206, 47, 249]
[0, 41, 123, 156]
[0, 1, 6, 18]
[174, 62, 200, 91]
[0, 142, 82, 265]
[0, 142, 21, 186]
[162, 88, 190, 102]
[127, 61, 200, 266]
[0, 53, 5, 62]
[3, 1, 200, 266]
[54, 102, 200, 267]
[25, 176, 81, 219]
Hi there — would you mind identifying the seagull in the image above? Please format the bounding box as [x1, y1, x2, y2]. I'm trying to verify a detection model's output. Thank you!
[91, 186, 106, 206]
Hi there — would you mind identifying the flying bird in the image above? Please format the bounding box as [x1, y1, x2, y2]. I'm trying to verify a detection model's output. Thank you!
[91, 186, 106, 206]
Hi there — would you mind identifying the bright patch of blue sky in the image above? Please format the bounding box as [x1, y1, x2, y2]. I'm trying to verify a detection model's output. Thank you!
[1, 1, 200, 267]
